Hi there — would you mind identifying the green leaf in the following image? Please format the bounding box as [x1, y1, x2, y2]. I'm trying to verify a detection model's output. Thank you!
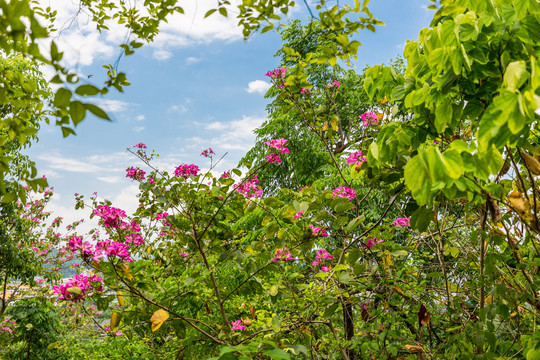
[69, 100, 87, 126]
[53, 88, 72, 108]
[263, 348, 290, 360]
[75, 84, 100, 96]
[84, 103, 111, 121]
[504, 60, 528, 92]
[271, 316, 281, 331]
[410, 206, 431, 232]
[204, 9, 217, 18]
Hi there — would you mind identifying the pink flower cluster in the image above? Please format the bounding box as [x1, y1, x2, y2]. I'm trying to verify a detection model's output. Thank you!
[134, 143, 146, 149]
[328, 80, 341, 88]
[292, 211, 303, 219]
[126, 166, 146, 181]
[346, 152, 366, 166]
[201, 148, 215, 158]
[53, 274, 103, 302]
[300, 88, 311, 95]
[265, 67, 286, 79]
[93, 205, 127, 228]
[265, 138, 290, 163]
[231, 319, 246, 331]
[366, 237, 384, 248]
[332, 186, 357, 201]
[234, 174, 263, 198]
[309, 224, 328, 237]
[174, 164, 199, 178]
[361, 112, 380, 126]
[155, 212, 169, 220]
[311, 249, 334, 272]
[392, 217, 410, 227]
[271, 248, 296, 262]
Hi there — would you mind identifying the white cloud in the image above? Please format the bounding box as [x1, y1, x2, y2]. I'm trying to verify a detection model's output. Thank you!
[97, 176, 123, 184]
[185, 56, 201, 65]
[168, 104, 188, 113]
[246, 80, 271, 94]
[40, 154, 105, 173]
[133, 126, 145, 132]
[203, 115, 265, 150]
[92, 98, 133, 112]
[136, 115, 146, 121]
[153, 49, 173, 61]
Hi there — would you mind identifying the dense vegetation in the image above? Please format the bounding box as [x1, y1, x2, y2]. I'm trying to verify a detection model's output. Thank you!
[1, 0, 539, 359]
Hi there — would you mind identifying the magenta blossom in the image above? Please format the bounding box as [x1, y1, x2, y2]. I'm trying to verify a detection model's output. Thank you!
[126, 167, 146, 181]
[366, 237, 384, 248]
[392, 217, 410, 227]
[53, 274, 103, 302]
[266, 153, 282, 163]
[134, 142, 146, 149]
[300, 88, 311, 94]
[346, 151, 366, 166]
[234, 174, 263, 198]
[231, 319, 246, 331]
[292, 211, 303, 219]
[311, 248, 334, 269]
[200, 148, 215, 158]
[155, 212, 169, 220]
[265, 67, 287, 79]
[93, 205, 127, 229]
[309, 225, 328, 237]
[361, 112, 380, 126]
[180, 252, 189, 258]
[332, 186, 357, 201]
[271, 248, 296, 262]
[328, 80, 341, 88]
[265, 138, 290, 154]
[174, 164, 199, 178]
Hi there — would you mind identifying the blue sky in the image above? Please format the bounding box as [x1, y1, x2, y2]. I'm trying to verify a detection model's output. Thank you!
[25, 0, 433, 229]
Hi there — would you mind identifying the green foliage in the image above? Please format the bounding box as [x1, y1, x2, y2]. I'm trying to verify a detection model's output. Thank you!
[3, 298, 64, 360]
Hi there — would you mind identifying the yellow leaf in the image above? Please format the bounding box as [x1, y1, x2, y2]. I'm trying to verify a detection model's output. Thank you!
[117, 291, 125, 306]
[110, 312, 119, 329]
[322, 121, 328, 131]
[382, 251, 393, 268]
[508, 191, 533, 220]
[119, 264, 133, 280]
[393, 285, 410, 300]
[405, 344, 423, 353]
[150, 309, 169, 332]
[380, 96, 387, 104]
[521, 151, 540, 175]
[485, 296, 492, 305]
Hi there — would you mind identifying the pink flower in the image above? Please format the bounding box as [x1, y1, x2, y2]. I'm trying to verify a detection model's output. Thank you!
[234, 174, 263, 198]
[361, 112, 380, 126]
[115, 330, 122, 336]
[328, 80, 341, 88]
[266, 153, 282, 163]
[265, 138, 290, 154]
[271, 248, 296, 262]
[300, 88, 311, 94]
[148, 178, 155, 184]
[174, 164, 199, 178]
[134, 143, 147, 149]
[231, 319, 246, 331]
[201, 148, 215, 158]
[332, 186, 357, 201]
[320, 266, 332, 272]
[292, 211, 303, 219]
[309, 225, 328, 237]
[346, 152, 366, 166]
[126, 167, 146, 181]
[366, 237, 383, 248]
[221, 171, 231, 178]
[155, 212, 169, 220]
[392, 217, 410, 227]
[93, 205, 127, 229]
[36, 278, 45, 284]
[265, 67, 287, 79]
[180, 252, 189, 257]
